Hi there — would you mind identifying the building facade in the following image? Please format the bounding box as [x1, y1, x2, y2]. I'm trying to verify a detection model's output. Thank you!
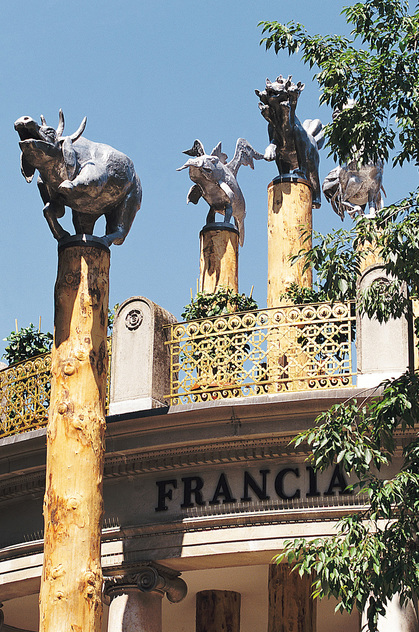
[0, 267, 415, 632]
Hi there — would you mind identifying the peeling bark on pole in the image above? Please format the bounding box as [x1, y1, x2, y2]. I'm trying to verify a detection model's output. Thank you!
[196, 590, 241, 632]
[267, 176, 312, 308]
[268, 563, 316, 632]
[199, 225, 239, 294]
[39, 237, 110, 632]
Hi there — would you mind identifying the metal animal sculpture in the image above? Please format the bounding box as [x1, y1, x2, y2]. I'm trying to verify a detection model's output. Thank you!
[14, 110, 142, 246]
[255, 75, 324, 208]
[322, 101, 385, 219]
[177, 138, 263, 246]
[322, 161, 385, 220]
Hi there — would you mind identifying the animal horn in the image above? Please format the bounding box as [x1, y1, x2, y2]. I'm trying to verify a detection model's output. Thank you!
[56, 109, 65, 138]
[40, 115, 47, 126]
[69, 116, 87, 142]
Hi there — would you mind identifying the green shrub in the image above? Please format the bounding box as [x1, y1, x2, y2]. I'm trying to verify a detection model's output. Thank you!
[3, 324, 53, 366]
[182, 287, 258, 321]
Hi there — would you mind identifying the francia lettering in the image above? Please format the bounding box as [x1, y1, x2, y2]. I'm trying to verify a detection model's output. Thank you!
[155, 465, 350, 512]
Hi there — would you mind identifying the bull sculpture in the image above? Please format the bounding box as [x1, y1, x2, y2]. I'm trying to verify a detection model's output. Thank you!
[14, 110, 142, 246]
[322, 161, 385, 220]
[322, 101, 385, 219]
[255, 75, 324, 208]
[177, 138, 263, 246]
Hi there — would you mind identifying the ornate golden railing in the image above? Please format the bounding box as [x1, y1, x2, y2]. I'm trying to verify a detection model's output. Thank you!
[0, 353, 52, 437]
[0, 341, 112, 439]
[165, 301, 356, 405]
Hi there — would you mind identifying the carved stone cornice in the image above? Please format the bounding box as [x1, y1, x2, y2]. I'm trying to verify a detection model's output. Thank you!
[103, 434, 302, 478]
[0, 471, 45, 501]
[0, 435, 298, 502]
[103, 563, 187, 604]
[0, 427, 412, 502]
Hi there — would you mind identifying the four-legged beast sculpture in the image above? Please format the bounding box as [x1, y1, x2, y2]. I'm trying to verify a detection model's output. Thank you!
[256, 75, 324, 208]
[15, 110, 142, 246]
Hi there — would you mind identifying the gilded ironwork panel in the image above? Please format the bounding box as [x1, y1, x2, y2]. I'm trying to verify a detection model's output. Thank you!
[165, 302, 356, 404]
[0, 353, 51, 437]
[0, 339, 112, 438]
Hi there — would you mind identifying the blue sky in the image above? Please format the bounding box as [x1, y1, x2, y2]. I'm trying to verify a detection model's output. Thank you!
[0, 1, 416, 357]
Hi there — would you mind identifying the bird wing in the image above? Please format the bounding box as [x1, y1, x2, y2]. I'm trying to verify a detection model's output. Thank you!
[210, 142, 228, 164]
[227, 138, 264, 177]
[187, 184, 203, 205]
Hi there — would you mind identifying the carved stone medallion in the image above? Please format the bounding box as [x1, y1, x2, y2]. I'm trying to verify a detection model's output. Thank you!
[125, 309, 143, 331]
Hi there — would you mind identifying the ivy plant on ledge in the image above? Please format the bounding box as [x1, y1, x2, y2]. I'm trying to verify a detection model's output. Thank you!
[182, 286, 258, 321]
[181, 287, 259, 394]
[3, 324, 53, 366]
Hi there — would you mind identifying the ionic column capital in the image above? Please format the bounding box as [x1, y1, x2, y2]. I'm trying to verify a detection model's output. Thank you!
[103, 564, 187, 605]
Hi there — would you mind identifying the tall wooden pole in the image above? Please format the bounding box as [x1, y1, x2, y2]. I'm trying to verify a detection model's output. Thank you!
[196, 590, 241, 632]
[39, 236, 110, 632]
[199, 225, 239, 293]
[267, 176, 313, 390]
[268, 563, 316, 632]
[267, 175, 312, 307]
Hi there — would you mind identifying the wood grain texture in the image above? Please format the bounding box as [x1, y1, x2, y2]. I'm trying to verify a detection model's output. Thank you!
[196, 590, 241, 632]
[267, 180, 312, 307]
[268, 563, 316, 632]
[39, 244, 109, 632]
[200, 229, 239, 293]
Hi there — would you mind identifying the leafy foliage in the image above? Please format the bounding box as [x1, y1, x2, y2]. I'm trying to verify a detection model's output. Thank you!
[284, 229, 361, 304]
[280, 283, 321, 305]
[3, 324, 53, 366]
[354, 194, 419, 321]
[276, 373, 419, 630]
[259, 0, 419, 166]
[107, 303, 120, 333]
[259, 1, 419, 629]
[182, 287, 258, 321]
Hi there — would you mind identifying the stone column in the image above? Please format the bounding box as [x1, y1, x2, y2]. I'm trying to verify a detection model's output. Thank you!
[361, 595, 419, 632]
[268, 563, 316, 632]
[196, 590, 241, 632]
[104, 565, 187, 632]
[267, 175, 312, 308]
[199, 223, 239, 294]
[357, 264, 411, 388]
[109, 297, 176, 415]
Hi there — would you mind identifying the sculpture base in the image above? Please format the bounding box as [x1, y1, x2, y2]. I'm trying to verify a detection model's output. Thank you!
[58, 234, 110, 253]
[271, 173, 310, 187]
[200, 222, 239, 236]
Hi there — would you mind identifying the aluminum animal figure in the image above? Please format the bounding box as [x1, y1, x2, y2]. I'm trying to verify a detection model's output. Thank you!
[177, 138, 263, 246]
[322, 161, 385, 220]
[14, 110, 142, 246]
[255, 75, 324, 208]
[322, 101, 385, 219]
